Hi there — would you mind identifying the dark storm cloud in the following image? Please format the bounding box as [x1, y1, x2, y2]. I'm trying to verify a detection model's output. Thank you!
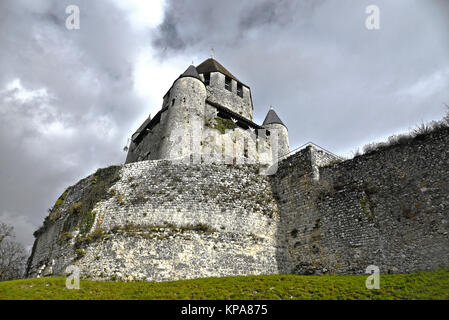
[0, 0, 147, 248]
[153, 12, 186, 52]
[153, 0, 449, 157]
[239, 1, 288, 29]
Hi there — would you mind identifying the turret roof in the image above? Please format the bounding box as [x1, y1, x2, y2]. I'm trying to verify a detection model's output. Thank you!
[196, 58, 241, 83]
[263, 108, 286, 127]
[179, 65, 202, 81]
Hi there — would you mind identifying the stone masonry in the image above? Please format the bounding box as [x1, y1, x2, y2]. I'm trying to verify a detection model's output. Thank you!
[27, 127, 449, 281]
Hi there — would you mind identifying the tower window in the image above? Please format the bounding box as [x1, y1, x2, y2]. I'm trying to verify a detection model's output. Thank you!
[171, 99, 175, 106]
[225, 76, 232, 92]
[244, 138, 249, 158]
[204, 73, 210, 86]
[237, 83, 243, 98]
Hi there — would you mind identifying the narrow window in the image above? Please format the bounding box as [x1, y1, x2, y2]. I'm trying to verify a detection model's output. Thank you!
[244, 138, 249, 158]
[204, 72, 210, 86]
[171, 99, 175, 106]
[225, 76, 232, 92]
[237, 83, 243, 98]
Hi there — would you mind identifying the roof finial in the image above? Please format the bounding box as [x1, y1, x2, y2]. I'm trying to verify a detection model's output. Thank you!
[270, 105, 273, 110]
[210, 45, 215, 59]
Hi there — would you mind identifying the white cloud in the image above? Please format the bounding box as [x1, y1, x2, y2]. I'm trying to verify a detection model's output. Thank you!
[397, 68, 449, 100]
[2, 79, 49, 104]
[110, 0, 166, 30]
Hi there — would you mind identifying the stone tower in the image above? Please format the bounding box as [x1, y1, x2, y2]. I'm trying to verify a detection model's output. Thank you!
[158, 65, 207, 160]
[196, 58, 254, 121]
[125, 58, 289, 165]
[263, 107, 290, 158]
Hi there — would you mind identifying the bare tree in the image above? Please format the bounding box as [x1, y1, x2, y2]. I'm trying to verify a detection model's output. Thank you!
[0, 223, 13, 244]
[0, 222, 28, 281]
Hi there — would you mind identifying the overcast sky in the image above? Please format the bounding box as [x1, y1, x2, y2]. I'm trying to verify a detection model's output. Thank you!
[1, 0, 448, 249]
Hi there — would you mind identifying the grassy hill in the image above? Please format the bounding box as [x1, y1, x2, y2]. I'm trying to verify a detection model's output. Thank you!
[1, 268, 448, 300]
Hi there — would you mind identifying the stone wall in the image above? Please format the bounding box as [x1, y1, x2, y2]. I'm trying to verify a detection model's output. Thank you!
[27, 160, 285, 281]
[274, 128, 449, 275]
[263, 123, 290, 160]
[28, 127, 449, 281]
[206, 72, 253, 121]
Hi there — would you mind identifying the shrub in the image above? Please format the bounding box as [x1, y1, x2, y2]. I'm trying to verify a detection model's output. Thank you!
[79, 210, 97, 235]
[59, 232, 73, 242]
[206, 117, 237, 134]
[186, 223, 216, 234]
[69, 202, 83, 215]
[412, 121, 434, 138]
[34, 166, 121, 239]
[117, 194, 125, 205]
[75, 249, 85, 260]
[90, 228, 105, 241]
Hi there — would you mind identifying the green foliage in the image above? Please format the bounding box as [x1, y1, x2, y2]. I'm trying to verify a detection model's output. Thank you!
[358, 119, 449, 157]
[1, 268, 449, 300]
[75, 249, 85, 260]
[117, 193, 125, 205]
[68, 166, 120, 236]
[360, 193, 377, 220]
[206, 117, 237, 134]
[186, 223, 216, 234]
[55, 189, 70, 207]
[79, 211, 97, 235]
[74, 228, 106, 249]
[109, 223, 216, 236]
[59, 232, 73, 242]
[215, 118, 237, 134]
[34, 165, 120, 240]
[68, 203, 83, 215]
[34, 187, 72, 237]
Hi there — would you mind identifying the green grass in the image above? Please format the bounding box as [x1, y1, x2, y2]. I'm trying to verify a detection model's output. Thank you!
[1, 269, 448, 300]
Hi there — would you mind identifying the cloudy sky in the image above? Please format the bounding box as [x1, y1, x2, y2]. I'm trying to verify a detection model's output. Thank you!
[1, 0, 448, 249]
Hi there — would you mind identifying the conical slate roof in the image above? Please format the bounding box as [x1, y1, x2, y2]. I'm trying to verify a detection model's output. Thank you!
[263, 108, 286, 127]
[179, 65, 202, 81]
[196, 58, 241, 83]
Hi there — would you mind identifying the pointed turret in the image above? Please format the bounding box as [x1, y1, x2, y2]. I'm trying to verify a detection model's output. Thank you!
[262, 106, 290, 158]
[263, 107, 286, 127]
[179, 65, 202, 81]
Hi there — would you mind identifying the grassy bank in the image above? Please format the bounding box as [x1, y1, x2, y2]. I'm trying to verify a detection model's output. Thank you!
[1, 268, 448, 300]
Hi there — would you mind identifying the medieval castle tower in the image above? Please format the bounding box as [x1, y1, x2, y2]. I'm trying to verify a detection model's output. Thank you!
[26, 59, 449, 282]
[125, 58, 290, 168]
